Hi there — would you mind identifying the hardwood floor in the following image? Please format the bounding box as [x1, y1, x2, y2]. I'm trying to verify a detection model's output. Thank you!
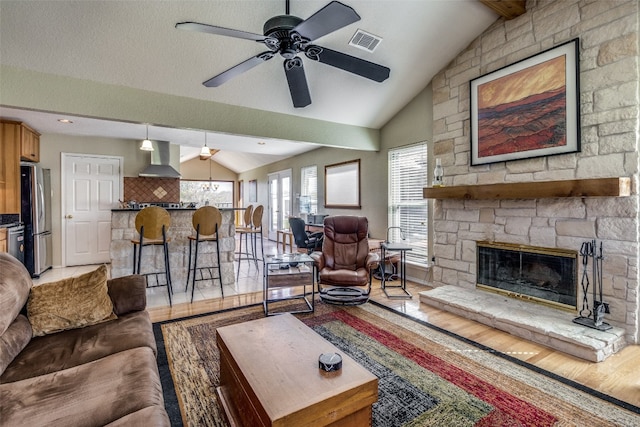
[149, 278, 640, 409]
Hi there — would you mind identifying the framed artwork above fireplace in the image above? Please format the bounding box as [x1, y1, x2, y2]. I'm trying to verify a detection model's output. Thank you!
[470, 38, 580, 165]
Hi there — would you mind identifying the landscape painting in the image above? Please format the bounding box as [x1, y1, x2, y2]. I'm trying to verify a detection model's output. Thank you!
[470, 39, 580, 165]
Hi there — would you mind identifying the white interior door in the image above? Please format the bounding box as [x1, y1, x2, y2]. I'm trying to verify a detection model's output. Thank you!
[267, 169, 292, 240]
[63, 154, 122, 266]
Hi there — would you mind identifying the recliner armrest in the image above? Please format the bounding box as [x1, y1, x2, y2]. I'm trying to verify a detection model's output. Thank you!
[107, 275, 147, 315]
[310, 251, 325, 270]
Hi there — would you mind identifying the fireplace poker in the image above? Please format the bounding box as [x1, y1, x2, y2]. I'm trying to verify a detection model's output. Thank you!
[592, 239, 598, 324]
[578, 241, 592, 318]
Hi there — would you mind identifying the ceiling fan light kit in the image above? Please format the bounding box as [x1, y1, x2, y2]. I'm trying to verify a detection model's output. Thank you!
[176, 0, 390, 108]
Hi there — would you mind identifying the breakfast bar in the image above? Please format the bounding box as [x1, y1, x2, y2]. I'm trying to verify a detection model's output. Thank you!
[109, 208, 237, 290]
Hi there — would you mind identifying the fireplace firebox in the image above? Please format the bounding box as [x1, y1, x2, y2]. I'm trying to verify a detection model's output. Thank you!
[476, 241, 578, 310]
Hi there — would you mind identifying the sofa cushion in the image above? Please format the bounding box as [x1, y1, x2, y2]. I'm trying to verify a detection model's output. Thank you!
[0, 347, 166, 427]
[0, 315, 32, 377]
[104, 406, 170, 426]
[107, 274, 147, 315]
[27, 264, 116, 336]
[1, 310, 156, 383]
[0, 253, 32, 336]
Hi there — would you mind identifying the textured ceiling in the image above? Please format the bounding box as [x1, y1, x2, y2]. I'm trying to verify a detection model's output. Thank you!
[0, 0, 498, 172]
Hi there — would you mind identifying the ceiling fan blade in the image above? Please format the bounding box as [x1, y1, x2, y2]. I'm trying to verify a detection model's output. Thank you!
[305, 45, 390, 82]
[176, 21, 268, 42]
[292, 1, 360, 42]
[203, 52, 275, 87]
[284, 58, 311, 108]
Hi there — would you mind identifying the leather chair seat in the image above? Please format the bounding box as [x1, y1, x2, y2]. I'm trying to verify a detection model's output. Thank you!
[318, 267, 370, 287]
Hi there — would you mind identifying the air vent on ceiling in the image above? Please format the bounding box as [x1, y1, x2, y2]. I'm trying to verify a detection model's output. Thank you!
[349, 29, 382, 53]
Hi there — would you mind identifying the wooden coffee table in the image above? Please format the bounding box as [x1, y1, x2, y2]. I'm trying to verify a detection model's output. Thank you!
[216, 313, 378, 426]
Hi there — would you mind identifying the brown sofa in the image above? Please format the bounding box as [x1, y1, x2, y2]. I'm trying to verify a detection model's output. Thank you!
[0, 253, 170, 426]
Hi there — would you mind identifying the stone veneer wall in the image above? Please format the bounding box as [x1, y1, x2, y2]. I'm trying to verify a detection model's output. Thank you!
[430, 0, 639, 343]
[110, 209, 236, 290]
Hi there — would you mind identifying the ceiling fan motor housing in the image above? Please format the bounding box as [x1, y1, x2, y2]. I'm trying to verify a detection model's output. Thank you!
[263, 15, 303, 37]
[264, 15, 307, 59]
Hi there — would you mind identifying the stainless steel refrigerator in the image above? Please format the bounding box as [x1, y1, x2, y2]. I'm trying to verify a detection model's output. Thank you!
[21, 163, 52, 277]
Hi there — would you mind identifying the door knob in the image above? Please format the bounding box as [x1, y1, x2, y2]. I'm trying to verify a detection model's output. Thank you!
[66, 215, 73, 219]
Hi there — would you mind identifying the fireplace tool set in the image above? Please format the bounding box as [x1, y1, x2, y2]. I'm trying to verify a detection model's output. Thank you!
[573, 240, 611, 331]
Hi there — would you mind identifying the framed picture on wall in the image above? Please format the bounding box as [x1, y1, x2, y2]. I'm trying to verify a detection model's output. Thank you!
[470, 38, 580, 165]
[248, 179, 257, 203]
[324, 159, 360, 208]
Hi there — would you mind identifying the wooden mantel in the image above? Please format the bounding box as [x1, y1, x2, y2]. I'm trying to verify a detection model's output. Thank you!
[423, 177, 631, 200]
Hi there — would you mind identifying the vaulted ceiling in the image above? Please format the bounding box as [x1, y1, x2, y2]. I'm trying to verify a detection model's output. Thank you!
[0, 1, 524, 172]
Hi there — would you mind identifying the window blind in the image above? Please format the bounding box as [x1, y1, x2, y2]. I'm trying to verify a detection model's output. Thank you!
[388, 143, 428, 265]
[300, 165, 318, 214]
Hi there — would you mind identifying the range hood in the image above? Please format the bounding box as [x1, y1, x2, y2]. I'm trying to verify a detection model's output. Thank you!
[139, 140, 181, 178]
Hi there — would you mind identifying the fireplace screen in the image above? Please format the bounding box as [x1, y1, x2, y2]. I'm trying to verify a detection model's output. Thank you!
[476, 242, 577, 310]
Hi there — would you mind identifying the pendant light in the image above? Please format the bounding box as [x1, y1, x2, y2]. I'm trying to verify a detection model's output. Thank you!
[140, 125, 154, 151]
[199, 132, 212, 160]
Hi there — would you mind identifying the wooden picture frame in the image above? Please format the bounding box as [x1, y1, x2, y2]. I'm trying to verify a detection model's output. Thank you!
[470, 38, 580, 165]
[324, 159, 360, 209]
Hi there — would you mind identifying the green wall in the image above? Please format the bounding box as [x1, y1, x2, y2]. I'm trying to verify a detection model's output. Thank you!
[1, 65, 380, 151]
[23, 82, 432, 269]
[238, 84, 433, 241]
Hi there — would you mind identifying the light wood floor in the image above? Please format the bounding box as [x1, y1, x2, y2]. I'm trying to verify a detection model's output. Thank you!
[148, 279, 640, 410]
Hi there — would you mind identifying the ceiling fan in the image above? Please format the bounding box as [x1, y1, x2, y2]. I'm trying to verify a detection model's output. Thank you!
[176, 0, 390, 108]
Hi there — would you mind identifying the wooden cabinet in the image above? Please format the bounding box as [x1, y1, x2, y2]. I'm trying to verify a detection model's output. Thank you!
[19, 122, 41, 162]
[0, 121, 22, 215]
[0, 228, 7, 253]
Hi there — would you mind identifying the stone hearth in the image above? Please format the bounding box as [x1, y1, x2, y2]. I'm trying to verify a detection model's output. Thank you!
[425, 0, 639, 359]
[419, 286, 626, 362]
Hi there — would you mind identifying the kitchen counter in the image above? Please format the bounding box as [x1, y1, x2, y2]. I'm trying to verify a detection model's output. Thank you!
[111, 208, 197, 212]
[109, 209, 237, 292]
[111, 207, 244, 212]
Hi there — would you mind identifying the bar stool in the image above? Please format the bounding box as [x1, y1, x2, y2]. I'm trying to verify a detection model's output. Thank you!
[236, 205, 264, 276]
[186, 206, 223, 302]
[131, 206, 173, 306]
[238, 204, 253, 229]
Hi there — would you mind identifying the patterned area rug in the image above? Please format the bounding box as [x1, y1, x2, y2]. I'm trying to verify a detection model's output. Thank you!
[154, 301, 640, 426]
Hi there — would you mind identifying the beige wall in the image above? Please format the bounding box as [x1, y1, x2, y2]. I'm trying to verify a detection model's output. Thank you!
[39, 133, 180, 267]
[180, 157, 237, 181]
[35, 84, 433, 270]
[238, 84, 433, 256]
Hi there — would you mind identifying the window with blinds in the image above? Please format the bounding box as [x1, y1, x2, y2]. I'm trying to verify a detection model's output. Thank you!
[388, 143, 428, 265]
[300, 165, 318, 215]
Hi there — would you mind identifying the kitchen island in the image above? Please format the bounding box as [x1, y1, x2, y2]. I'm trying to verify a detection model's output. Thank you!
[110, 208, 237, 292]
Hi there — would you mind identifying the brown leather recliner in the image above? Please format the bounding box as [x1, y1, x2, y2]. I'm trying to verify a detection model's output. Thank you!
[311, 216, 379, 305]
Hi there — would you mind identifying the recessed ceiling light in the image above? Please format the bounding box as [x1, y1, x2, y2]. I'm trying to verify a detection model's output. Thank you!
[58, 118, 73, 124]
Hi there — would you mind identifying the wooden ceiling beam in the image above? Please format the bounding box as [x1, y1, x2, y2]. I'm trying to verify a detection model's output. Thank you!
[479, 0, 527, 20]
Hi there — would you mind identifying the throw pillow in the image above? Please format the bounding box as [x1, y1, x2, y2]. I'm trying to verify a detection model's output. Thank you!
[27, 265, 117, 336]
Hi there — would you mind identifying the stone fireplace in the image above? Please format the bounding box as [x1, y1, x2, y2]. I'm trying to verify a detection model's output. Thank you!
[417, 0, 638, 361]
[476, 241, 577, 310]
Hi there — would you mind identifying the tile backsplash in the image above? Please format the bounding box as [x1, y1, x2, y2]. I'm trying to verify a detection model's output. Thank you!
[123, 177, 180, 203]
